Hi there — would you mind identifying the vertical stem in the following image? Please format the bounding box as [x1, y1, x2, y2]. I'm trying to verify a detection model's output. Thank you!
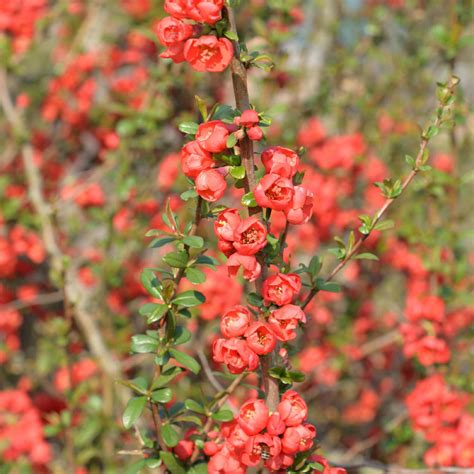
[225, 5, 280, 412]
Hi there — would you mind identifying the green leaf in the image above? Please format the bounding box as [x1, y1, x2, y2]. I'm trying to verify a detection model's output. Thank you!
[185, 399, 206, 414]
[354, 252, 379, 261]
[152, 367, 183, 389]
[195, 96, 208, 121]
[160, 452, 186, 474]
[424, 125, 440, 139]
[181, 189, 198, 201]
[149, 236, 176, 248]
[173, 326, 192, 345]
[212, 104, 238, 122]
[315, 279, 341, 293]
[131, 334, 159, 354]
[241, 191, 257, 207]
[185, 267, 206, 284]
[145, 458, 162, 469]
[163, 251, 189, 268]
[226, 133, 238, 148]
[151, 388, 173, 403]
[175, 414, 204, 426]
[212, 409, 234, 422]
[178, 122, 198, 135]
[169, 349, 201, 375]
[139, 303, 168, 324]
[172, 290, 205, 307]
[195, 255, 218, 268]
[127, 376, 148, 394]
[140, 269, 162, 299]
[308, 256, 322, 277]
[247, 292, 263, 307]
[182, 235, 204, 248]
[229, 165, 245, 180]
[122, 396, 147, 429]
[125, 459, 147, 474]
[224, 30, 238, 41]
[162, 424, 180, 447]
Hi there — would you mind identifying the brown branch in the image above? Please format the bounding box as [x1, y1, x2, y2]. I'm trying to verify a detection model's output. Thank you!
[225, 5, 280, 413]
[301, 77, 459, 311]
[0, 291, 64, 312]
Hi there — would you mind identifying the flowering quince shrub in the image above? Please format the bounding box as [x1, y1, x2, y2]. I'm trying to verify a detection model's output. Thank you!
[0, 0, 473, 473]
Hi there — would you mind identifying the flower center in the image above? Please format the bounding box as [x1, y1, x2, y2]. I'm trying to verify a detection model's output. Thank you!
[241, 227, 259, 244]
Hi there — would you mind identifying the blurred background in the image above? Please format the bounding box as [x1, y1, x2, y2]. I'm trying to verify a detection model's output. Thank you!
[0, 0, 473, 473]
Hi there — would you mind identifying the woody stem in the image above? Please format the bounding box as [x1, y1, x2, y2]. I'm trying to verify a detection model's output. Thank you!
[225, 5, 280, 413]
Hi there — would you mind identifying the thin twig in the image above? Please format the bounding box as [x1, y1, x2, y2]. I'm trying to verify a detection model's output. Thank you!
[301, 78, 459, 311]
[225, 4, 280, 414]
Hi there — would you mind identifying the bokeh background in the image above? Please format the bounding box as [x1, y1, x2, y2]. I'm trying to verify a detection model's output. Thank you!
[1, 0, 473, 473]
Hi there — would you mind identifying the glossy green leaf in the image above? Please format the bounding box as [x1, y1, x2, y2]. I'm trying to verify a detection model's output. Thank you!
[131, 334, 159, 354]
[122, 396, 147, 429]
[160, 452, 186, 474]
[140, 269, 162, 299]
[185, 267, 206, 284]
[169, 349, 201, 375]
[163, 250, 189, 268]
[161, 424, 180, 447]
[182, 235, 204, 248]
[171, 290, 205, 307]
[151, 388, 172, 403]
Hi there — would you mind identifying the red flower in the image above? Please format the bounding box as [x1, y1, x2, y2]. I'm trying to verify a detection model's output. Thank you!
[266, 412, 286, 436]
[297, 117, 326, 148]
[255, 174, 294, 211]
[214, 208, 241, 241]
[237, 399, 269, 435]
[184, 36, 233, 72]
[281, 423, 316, 454]
[242, 433, 282, 467]
[208, 444, 246, 474]
[247, 126, 264, 141]
[261, 146, 300, 178]
[226, 253, 262, 282]
[221, 305, 251, 338]
[160, 41, 187, 63]
[154, 16, 193, 46]
[268, 304, 306, 342]
[181, 140, 214, 178]
[165, 0, 224, 25]
[233, 216, 268, 256]
[285, 185, 314, 225]
[218, 239, 235, 257]
[212, 338, 259, 374]
[239, 109, 259, 128]
[277, 390, 308, 427]
[263, 273, 301, 306]
[195, 169, 227, 202]
[174, 439, 194, 460]
[196, 120, 230, 153]
[244, 322, 276, 355]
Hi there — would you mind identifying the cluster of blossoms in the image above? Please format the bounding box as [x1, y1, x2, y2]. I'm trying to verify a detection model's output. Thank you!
[0, 389, 52, 466]
[255, 147, 314, 225]
[0, 0, 46, 53]
[154, 0, 234, 72]
[212, 272, 303, 374]
[180, 112, 273, 204]
[181, 119, 232, 201]
[400, 294, 451, 366]
[406, 375, 474, 467]
[205, 393, 318, 472]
